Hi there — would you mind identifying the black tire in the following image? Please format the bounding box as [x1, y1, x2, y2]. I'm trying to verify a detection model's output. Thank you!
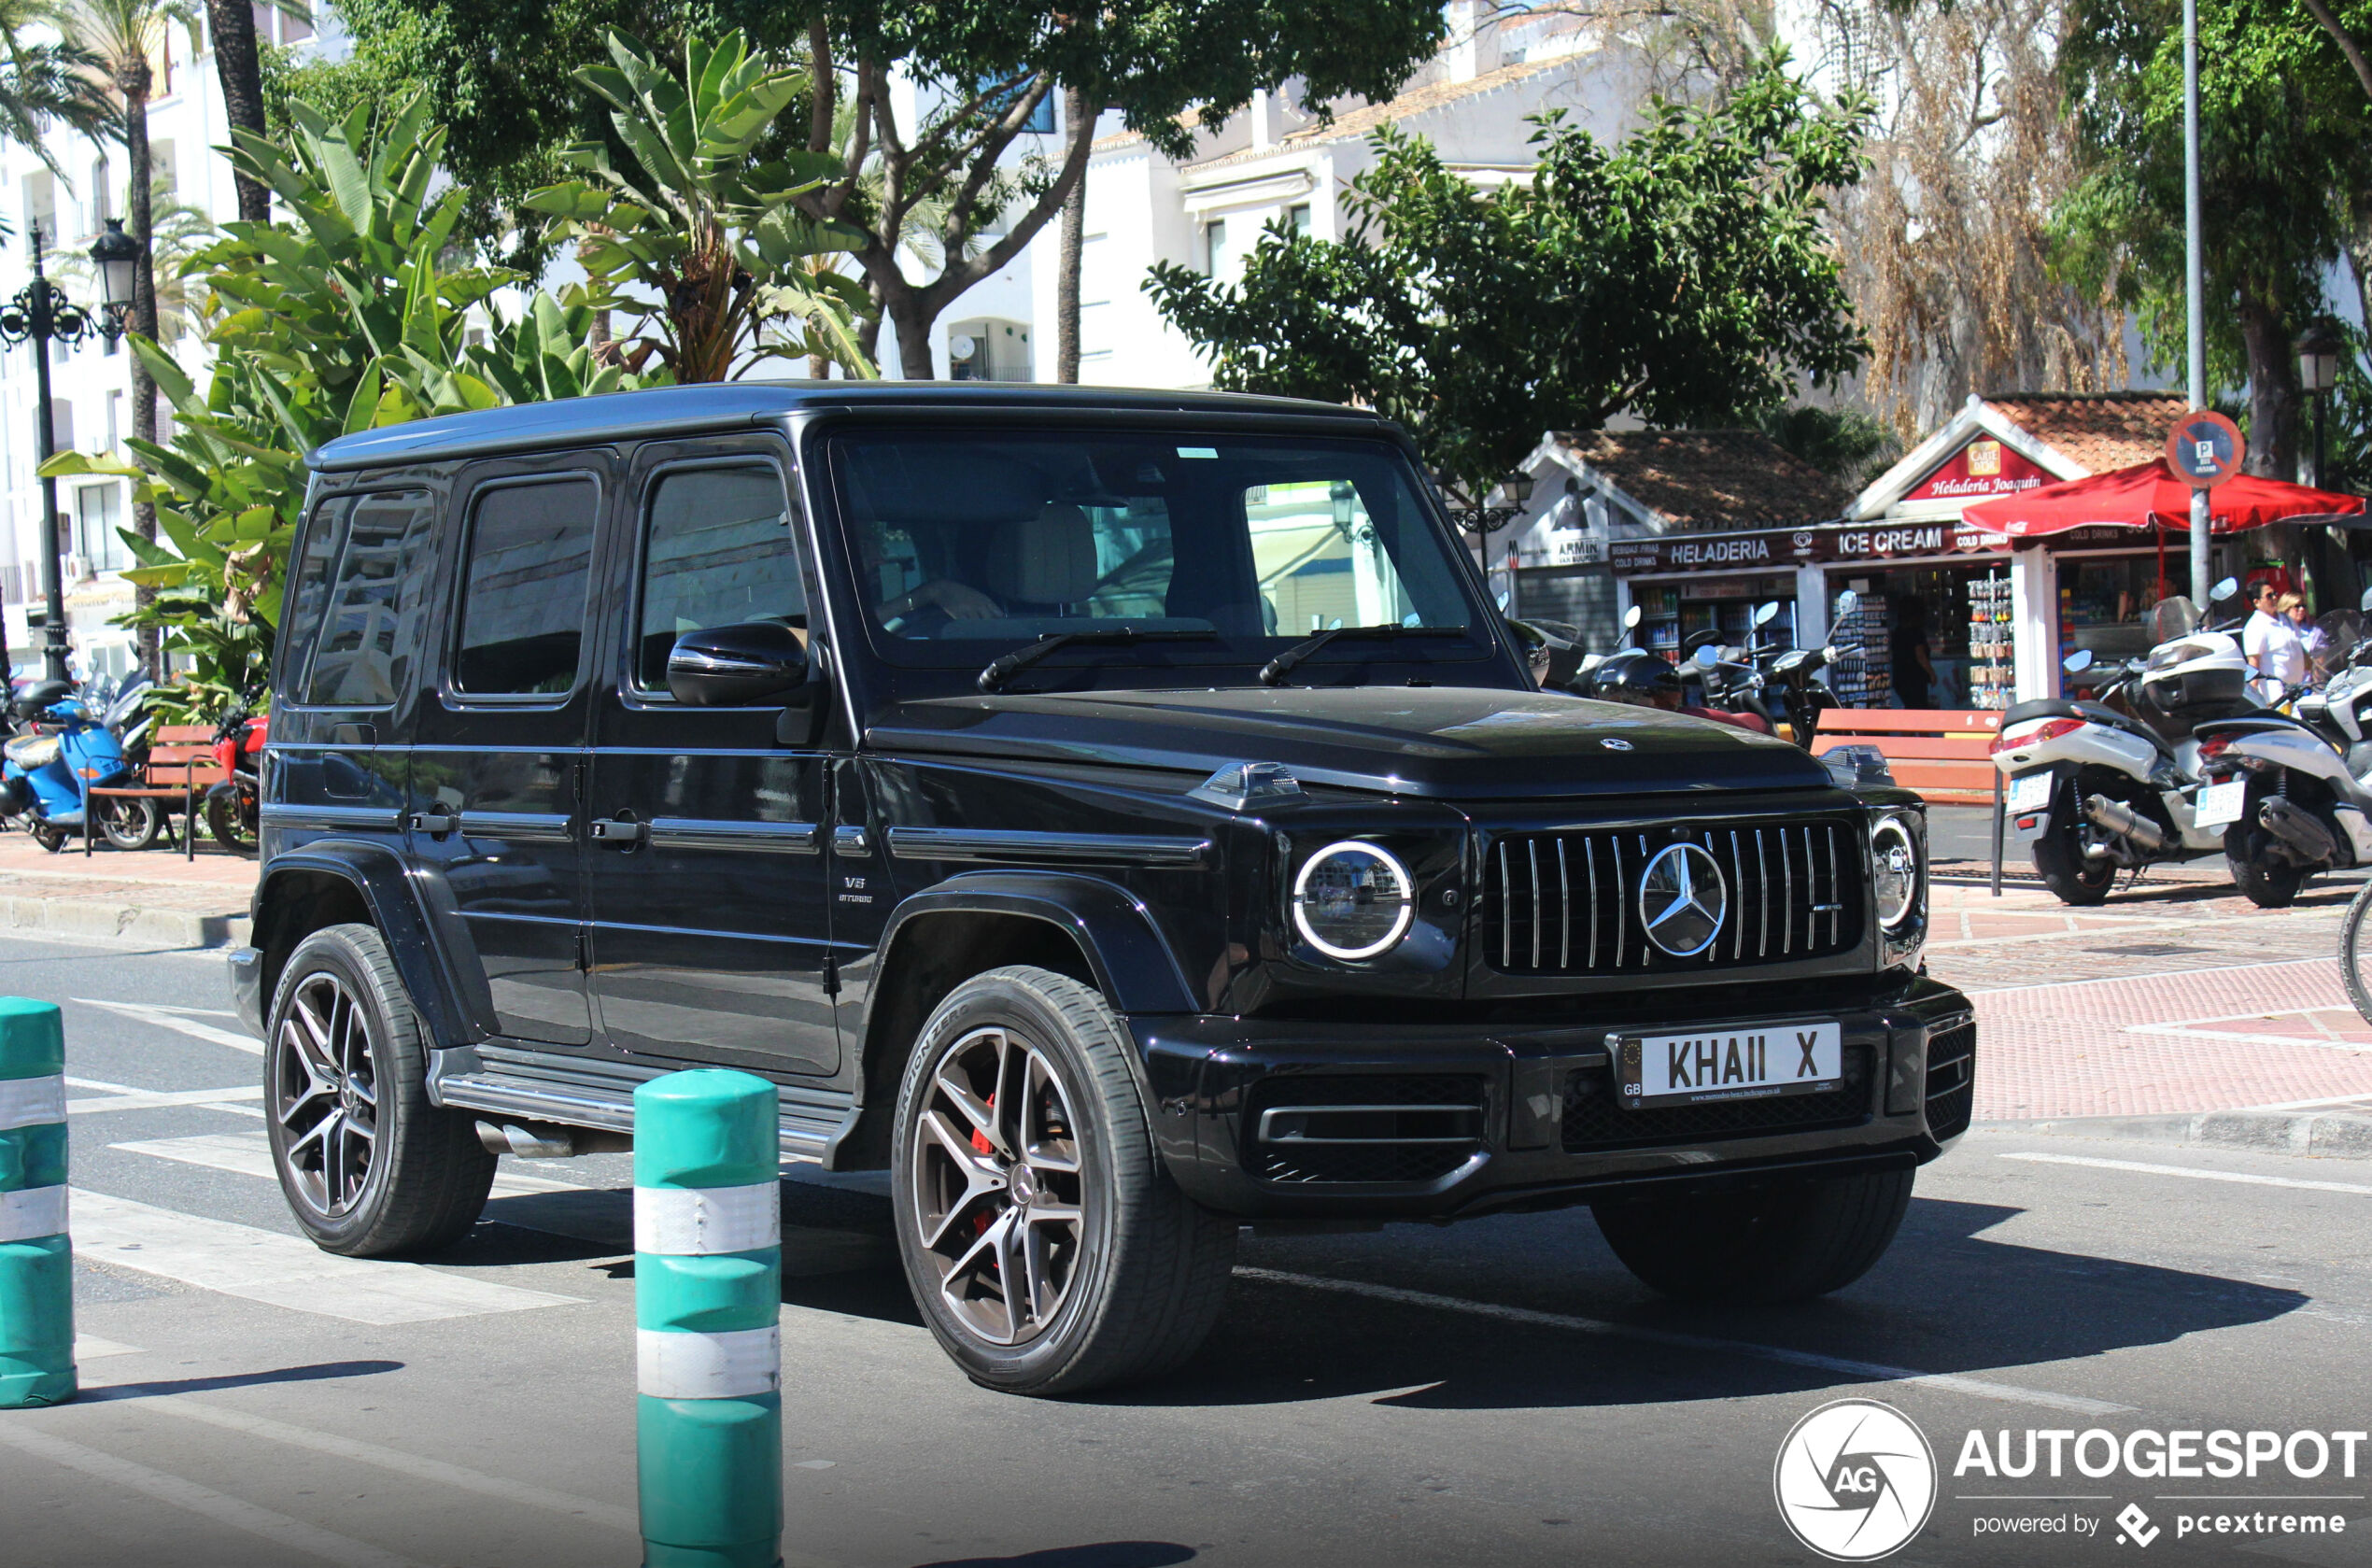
[1592, 1167, 1913, 1305]
[2224, 843, 2306, 909]
[29, 822, 66, 854]
[891, 965, 1236, 1396]
[2031, 812, 2112, 906]
[264, 923, 495, 1256]
[207, 790, 256, 856]
[98, 796, 162, 852]
[2343, 880, 2372, 1026]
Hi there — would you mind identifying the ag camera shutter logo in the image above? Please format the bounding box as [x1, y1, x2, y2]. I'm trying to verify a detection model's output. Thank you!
[1773, 1399, 1938, 1561]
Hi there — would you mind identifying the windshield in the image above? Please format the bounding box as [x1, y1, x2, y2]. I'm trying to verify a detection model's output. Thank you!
[824, 428, 1491, 685]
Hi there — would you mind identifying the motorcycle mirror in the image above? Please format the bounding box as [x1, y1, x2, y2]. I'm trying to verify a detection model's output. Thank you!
[2064, 649, 2095, 674]
[1834, 589, 1858, 618]
[1693, 644, 1721, 668]
[2361, 586, 2372, 613]
[2210, 575, 2239, 603]
[1623, 605, 1644, 629]
[1753, 600, 1780, 627]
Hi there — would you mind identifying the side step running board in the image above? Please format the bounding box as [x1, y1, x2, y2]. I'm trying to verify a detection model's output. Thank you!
[428, 1050, 855, 1164]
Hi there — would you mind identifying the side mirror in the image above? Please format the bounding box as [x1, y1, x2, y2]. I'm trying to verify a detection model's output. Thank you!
[1834, 589, 1858, 617]
[668, 623, 812, 707]
[2360, 586, 2372, 613]
[2211, 575, 2239, 603]
[1754, 600, 1780, 627]
[1693, 644, 1721, 669]
[2064, 649, 2095, 675]
[1623, 604, 1644, 629]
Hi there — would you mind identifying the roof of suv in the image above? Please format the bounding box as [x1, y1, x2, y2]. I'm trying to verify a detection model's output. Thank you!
[306, 382, 1381, 473]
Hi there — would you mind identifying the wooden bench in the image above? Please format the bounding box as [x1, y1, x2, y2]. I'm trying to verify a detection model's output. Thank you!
[84, 725, 226, 859]
[1810, 709, 2004, 806]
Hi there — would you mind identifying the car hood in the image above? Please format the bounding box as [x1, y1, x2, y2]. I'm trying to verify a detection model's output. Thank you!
[865, 685, 1832, 800]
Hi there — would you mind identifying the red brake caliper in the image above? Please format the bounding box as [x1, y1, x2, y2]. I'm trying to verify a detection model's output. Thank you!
[971, 1095, 996, 1239]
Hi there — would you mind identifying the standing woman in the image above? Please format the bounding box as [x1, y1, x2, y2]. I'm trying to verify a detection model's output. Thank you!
[2243, 580, 2308, 697]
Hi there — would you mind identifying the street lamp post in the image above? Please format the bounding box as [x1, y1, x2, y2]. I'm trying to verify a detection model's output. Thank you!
[0, 220, 136, 685]
[2295, 319, 2342, 491]
[1444, 470, 1537, 609]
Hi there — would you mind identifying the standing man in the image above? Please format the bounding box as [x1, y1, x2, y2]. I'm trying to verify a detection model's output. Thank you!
[2243, 578, 2307, 697]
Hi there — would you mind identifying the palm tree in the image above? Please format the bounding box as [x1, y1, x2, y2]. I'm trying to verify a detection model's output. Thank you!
[0, 0, 106, 176]
[65, 0, 198, 677]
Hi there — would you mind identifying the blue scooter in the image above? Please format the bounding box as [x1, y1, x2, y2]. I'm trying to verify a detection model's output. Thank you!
[0, 680, 138, 853]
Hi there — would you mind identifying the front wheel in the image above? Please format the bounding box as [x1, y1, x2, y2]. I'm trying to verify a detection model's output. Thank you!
[264, 923, 495, 1256]
[1593, 1168, 1913, 1304]
[2031, 812, 2113, 905]
[2343, 881, 2372, 1026]
[207, 788, 256, 856]
[28, 822, 67, 854]
[99, 796, 162, 852]
[892, 966, 1236, 1396]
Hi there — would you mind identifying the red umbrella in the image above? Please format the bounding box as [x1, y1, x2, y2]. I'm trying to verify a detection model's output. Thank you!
[1962, 459, 2364, 538]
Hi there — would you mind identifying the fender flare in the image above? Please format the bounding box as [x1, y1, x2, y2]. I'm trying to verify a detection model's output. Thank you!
[868, 870, 1200, 1025]
[255, 842, 489, 1048]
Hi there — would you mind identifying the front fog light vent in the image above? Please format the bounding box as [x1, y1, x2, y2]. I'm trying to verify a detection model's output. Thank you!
[1292, 841, 1415, 959]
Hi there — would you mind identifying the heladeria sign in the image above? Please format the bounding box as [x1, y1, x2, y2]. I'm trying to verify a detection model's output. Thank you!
[1611, 520, 2012, 575]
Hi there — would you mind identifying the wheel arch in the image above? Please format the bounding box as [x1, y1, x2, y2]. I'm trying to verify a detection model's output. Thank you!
[828, 872, 1196, 1171]
[254, 845, 483, 1050]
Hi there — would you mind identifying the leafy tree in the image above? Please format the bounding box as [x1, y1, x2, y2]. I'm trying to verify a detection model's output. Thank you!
[0, 0, 106, 173]
[525, 31, 873, 381]
[1759, 405, 1900, 490]
[1147, 61, 1872, 510]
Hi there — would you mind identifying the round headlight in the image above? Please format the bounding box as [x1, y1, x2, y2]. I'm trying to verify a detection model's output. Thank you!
[1871, 816, 1920, 928]
[1292, 841, 1416, 960]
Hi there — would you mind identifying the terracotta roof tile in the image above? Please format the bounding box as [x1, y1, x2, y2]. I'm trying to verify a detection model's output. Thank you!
[1555, 430, 1845, 527]
[1983, 391, 2189, 474]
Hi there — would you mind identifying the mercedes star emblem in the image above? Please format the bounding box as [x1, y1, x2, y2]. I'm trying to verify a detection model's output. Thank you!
[1638, 841, 1728, 957]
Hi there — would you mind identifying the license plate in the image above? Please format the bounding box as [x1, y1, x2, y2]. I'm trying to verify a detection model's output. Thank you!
[2007, 770, 2054, 812]
[2194, 780, 2246, 829]
[1616, 1021, 1844, 1108]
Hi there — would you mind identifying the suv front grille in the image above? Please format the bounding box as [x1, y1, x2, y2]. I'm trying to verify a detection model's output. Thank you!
[1247, 1073, 1487, 1185]
[1485, 819, 1861, 975]
[1560, 1045, 1873, 1152]
[1925, 1016, 1976, 1140]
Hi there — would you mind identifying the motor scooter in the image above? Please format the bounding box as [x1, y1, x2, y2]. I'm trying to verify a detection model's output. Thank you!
[0, 681, 140, 852]
[1987, 578, 2257, 905]
[2193, 587, 2372, 907]
[1574, 607, 1780, 738]
[205, 695, 266, 855]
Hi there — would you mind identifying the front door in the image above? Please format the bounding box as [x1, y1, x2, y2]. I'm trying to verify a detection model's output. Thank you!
[584, 440, 840, 1075]
[407, 459, 608, 1046]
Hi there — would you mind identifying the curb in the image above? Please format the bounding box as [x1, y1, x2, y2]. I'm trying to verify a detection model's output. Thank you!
[1974, 1109, 2372, 1161]
[0, 892, 248, 950]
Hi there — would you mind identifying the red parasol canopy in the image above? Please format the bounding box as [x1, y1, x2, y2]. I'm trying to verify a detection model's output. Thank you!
[1961, 459, 2364, 537]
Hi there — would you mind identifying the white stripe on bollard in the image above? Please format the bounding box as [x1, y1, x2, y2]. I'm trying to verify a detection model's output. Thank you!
[631, 1181, 780, 1256]
[0, 1183, 67, 1244]
[0, 1073, 65, 1131]
[636, 1324, 783, 1399]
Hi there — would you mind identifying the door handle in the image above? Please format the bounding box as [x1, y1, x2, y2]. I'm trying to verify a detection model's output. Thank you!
[589, 817, 647, 847]
[408, 808, 459, 837]
[832, 824, 869, 855]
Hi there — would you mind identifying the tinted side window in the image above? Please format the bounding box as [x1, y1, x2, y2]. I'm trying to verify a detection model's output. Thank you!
[633, 465, 805, 692]
[454, 477, 600, 698]
[304, 489, 437, 707]
[277, 494, 347, 694]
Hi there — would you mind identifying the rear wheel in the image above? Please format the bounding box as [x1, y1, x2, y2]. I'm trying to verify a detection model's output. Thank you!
[1593, 1168, 1913, 1304]
[265, 923, 494, 1256]
[28, 822, 67, 854]
[2224, 841, 2306, 908]
[2031, 812, 2113, 905]
[892, 965, 1236, 1396]
[207, 789, 256, 856]
[98, 796, 162, 852]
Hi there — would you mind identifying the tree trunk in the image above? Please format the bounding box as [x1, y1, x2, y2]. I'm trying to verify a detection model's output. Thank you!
[205, 0, 270, 222]
[2237, 289, 2300, 482]
[893, 291, 937, 378]
[124, 74, 161, 680]
[1056, 85, 1087, 385]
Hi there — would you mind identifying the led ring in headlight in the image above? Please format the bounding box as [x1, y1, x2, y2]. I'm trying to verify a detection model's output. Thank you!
[1871, 816, 1921, 928]
[1292, 841, 1416, 960]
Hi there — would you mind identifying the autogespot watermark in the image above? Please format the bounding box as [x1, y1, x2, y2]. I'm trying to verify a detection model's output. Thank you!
[1775, 1409, 2367, 1558]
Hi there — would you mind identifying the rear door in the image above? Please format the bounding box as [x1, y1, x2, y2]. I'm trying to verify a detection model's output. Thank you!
[583, 438, 840, 1075]
[406, 457, 609, 1046]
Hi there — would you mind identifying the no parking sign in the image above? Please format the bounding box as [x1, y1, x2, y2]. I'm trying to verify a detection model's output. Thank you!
[2165, 410, 2245, 487]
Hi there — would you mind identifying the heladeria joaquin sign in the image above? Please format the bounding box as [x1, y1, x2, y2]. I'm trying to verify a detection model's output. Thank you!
[1610, 520, 2011, 576]
[1901, 436, 2053, 502]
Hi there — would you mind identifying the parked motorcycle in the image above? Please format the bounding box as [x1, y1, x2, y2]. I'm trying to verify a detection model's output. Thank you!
[1575, 607, 1772, 736]
[0, 680, 143, 853]
[2193, 586, 2372, 907]
[205, 694, 266, 855]
[1988, 578, 2258, 905]
[1680, 592, 1862, 749]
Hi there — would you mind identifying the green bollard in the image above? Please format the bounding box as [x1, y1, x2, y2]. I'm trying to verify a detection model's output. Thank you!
[0, 997, 73, 1409]
[635, 1069, 783, 1568]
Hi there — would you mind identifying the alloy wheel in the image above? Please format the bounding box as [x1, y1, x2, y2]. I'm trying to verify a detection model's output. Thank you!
[909, 1024, 1088, 1346]
[275, 970, 380, 1217]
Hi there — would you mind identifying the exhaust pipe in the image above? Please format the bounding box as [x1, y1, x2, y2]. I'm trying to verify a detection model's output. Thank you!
[2259, 798, 2338, 868]
[2083, 795, 2167, 854]
[473, 1119, 632, 1159]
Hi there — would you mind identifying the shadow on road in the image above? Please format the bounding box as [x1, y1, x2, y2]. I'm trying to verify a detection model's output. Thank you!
[912, 1547, 1195, 1567]
[81, 1359, 404, 1402]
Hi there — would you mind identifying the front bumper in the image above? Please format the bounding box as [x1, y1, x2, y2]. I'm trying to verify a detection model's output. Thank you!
[227, 945, 266, 1039]
[1131, 974, 1972, 1221]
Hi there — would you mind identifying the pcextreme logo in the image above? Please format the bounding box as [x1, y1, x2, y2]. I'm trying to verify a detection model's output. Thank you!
[1773, 1399, 1939, 1561]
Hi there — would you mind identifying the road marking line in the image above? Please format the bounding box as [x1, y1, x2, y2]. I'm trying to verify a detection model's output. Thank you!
[1235, 1267, 2129, 1416]
[109, 1132, 579, 1196]
[75, 997, 263, 1055]
[69, 1190, 586, 1323]
[94, 1394, 638, 1533]
[64, 1084, 264, 1115]
[0, 1422, 430, 1568]
[2001, 1151, 2372, 1196]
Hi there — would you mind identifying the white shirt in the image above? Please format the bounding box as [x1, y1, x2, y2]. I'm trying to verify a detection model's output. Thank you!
[2244, 608, 2307, 688]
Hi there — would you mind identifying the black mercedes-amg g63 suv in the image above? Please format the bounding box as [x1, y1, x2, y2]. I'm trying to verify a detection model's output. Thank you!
[230, 383, 1971, 1395]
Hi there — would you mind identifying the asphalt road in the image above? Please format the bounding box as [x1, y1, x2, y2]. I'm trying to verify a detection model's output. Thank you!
[2, 931, 2367, 1568]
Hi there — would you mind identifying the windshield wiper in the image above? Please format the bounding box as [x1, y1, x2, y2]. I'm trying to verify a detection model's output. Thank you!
[978, 628, 1221, 692]
[1257, 624, 1467, 686]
